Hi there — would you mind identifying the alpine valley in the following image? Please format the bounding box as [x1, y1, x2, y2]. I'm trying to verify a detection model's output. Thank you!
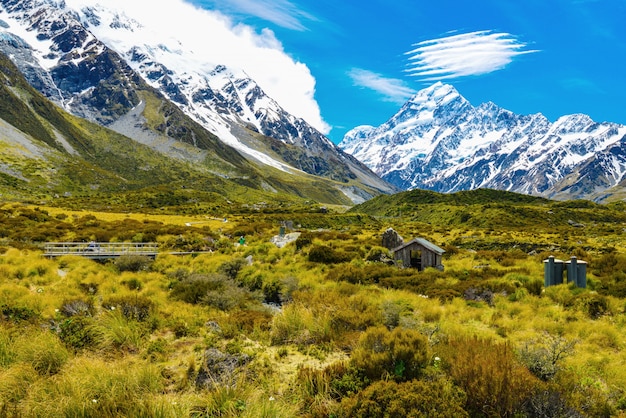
[0, 0, 394, 207]
[340, 82, 626, 202]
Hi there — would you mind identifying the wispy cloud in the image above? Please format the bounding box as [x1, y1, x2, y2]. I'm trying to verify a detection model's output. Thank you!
[194, 0, 316, 31]
[348, 68, 416, 103]
[406, 30, 538, 81]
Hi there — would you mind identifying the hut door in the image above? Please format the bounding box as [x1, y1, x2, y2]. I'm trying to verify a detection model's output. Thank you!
[410, 250, 422, 270]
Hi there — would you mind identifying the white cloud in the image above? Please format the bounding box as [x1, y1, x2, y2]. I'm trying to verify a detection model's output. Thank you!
[406, 30, 538, 80]
[64, 0, 329, 133]
[348, 68, 416, 104]
[200, 0, 317, 31]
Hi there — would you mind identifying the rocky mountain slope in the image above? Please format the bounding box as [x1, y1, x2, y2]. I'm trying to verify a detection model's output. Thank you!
[0, 0, 393, 203]
[340, 82, 626, 201]
[0, 49, 386, 207]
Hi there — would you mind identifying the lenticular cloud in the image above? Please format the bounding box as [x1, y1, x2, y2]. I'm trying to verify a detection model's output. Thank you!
[406, 30, 538, 80]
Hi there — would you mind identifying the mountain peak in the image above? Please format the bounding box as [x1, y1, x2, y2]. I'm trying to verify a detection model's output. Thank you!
[409, 82, 460, 106]
[339, 83, 626, 200]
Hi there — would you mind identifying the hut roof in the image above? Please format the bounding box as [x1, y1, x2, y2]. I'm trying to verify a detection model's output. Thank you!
[392, 238, 445, 255]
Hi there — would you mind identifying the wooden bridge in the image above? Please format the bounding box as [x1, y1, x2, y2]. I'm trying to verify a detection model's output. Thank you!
[43, 242, 159, 260]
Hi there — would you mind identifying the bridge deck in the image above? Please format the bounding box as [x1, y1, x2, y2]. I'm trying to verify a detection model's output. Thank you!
[44, 242, 159, 260]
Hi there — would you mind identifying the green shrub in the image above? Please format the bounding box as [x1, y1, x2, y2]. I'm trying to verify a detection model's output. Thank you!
[524, 278, 544, 296]
[122, 277, 143, 291]
[262, 278, 282, 304]
[351, 326, 429, 381]
[206, 284, 260, 311]
[0, 304, 39, 323]
[170, 273, 224, 304]
[170, 274, 260, 311]
[326, 264, 366, 284]
[294, 362, 366, 417]
[59, 316, 99, 351]
[218, 257, 248, 280]
[114, 255, 153, 272]
[574, 293, 609, 319]
[339, 378, 467, 418]
[102, 295, 155, 322]
[308, 245, 351, 264]
[295, 233, 313, 250]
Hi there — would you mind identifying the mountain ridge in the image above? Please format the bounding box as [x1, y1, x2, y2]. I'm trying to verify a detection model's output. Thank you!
[339, 82, 626, 202]
[0, 0, 394, 203]
[0, 48, 387, 208]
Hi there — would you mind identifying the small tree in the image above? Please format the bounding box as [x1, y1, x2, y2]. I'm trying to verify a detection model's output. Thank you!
[518, 332, 577, 381]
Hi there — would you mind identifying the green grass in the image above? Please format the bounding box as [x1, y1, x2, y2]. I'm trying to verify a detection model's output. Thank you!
[1, 189, 626, 416]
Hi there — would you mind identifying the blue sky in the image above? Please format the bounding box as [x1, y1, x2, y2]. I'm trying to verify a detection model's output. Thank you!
[190, 0, 626, 143]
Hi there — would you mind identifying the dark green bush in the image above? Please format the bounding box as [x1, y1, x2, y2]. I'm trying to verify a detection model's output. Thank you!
[59, 316, 99, 350]
[524, 278, 544, 296]
[217, 257, 248, 280]
[574, 293, 609, 319]
[308, 245, 351, 264]
[113, 255, 153, 272]
[102, 295, 155, 322]
[295, 232, 313, 250]
[122, 277, 143, 291]
[170, 274, 224, 304]
[262, 278, 282, 304]
[170, 274, 260, 311]
[1, 304, 39, 323]
[351, 326, 429, 381]
[339, 378, 467, 418]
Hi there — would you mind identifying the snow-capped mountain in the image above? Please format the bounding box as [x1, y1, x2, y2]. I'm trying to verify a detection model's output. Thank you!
[0, 0, 393, 202]
[340, 82, 626, 200]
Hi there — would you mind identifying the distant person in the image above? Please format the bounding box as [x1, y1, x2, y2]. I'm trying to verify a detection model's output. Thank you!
[239, 236, 245, 245]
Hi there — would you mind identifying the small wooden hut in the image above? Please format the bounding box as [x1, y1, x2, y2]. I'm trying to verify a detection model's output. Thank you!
[392, 238, 445, 271]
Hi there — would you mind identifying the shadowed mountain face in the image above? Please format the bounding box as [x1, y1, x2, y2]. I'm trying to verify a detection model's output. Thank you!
[0, 0, 394, 203]
[340, 82, 626, 202]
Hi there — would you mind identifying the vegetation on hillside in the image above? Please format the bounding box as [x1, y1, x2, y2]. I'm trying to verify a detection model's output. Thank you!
[0, 51, 380, 206]
[1, 190, 626, 416]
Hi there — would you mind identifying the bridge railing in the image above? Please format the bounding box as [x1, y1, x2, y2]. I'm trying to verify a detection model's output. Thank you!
[44, 242, 159, 258]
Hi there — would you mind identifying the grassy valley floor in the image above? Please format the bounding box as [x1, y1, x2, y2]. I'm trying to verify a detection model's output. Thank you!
[1, 196, 626, 417]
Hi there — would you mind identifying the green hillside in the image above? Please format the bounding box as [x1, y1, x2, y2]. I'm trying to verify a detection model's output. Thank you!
[349, 188, 626, 230]
[0, 52, 376, 207]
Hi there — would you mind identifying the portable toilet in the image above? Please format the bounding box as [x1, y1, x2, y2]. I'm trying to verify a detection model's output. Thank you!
[566, 256, 587, 288]
[544, 256, 565, 287]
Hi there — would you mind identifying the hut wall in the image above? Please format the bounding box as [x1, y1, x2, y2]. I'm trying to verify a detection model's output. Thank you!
[394, 242, 441, 270]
